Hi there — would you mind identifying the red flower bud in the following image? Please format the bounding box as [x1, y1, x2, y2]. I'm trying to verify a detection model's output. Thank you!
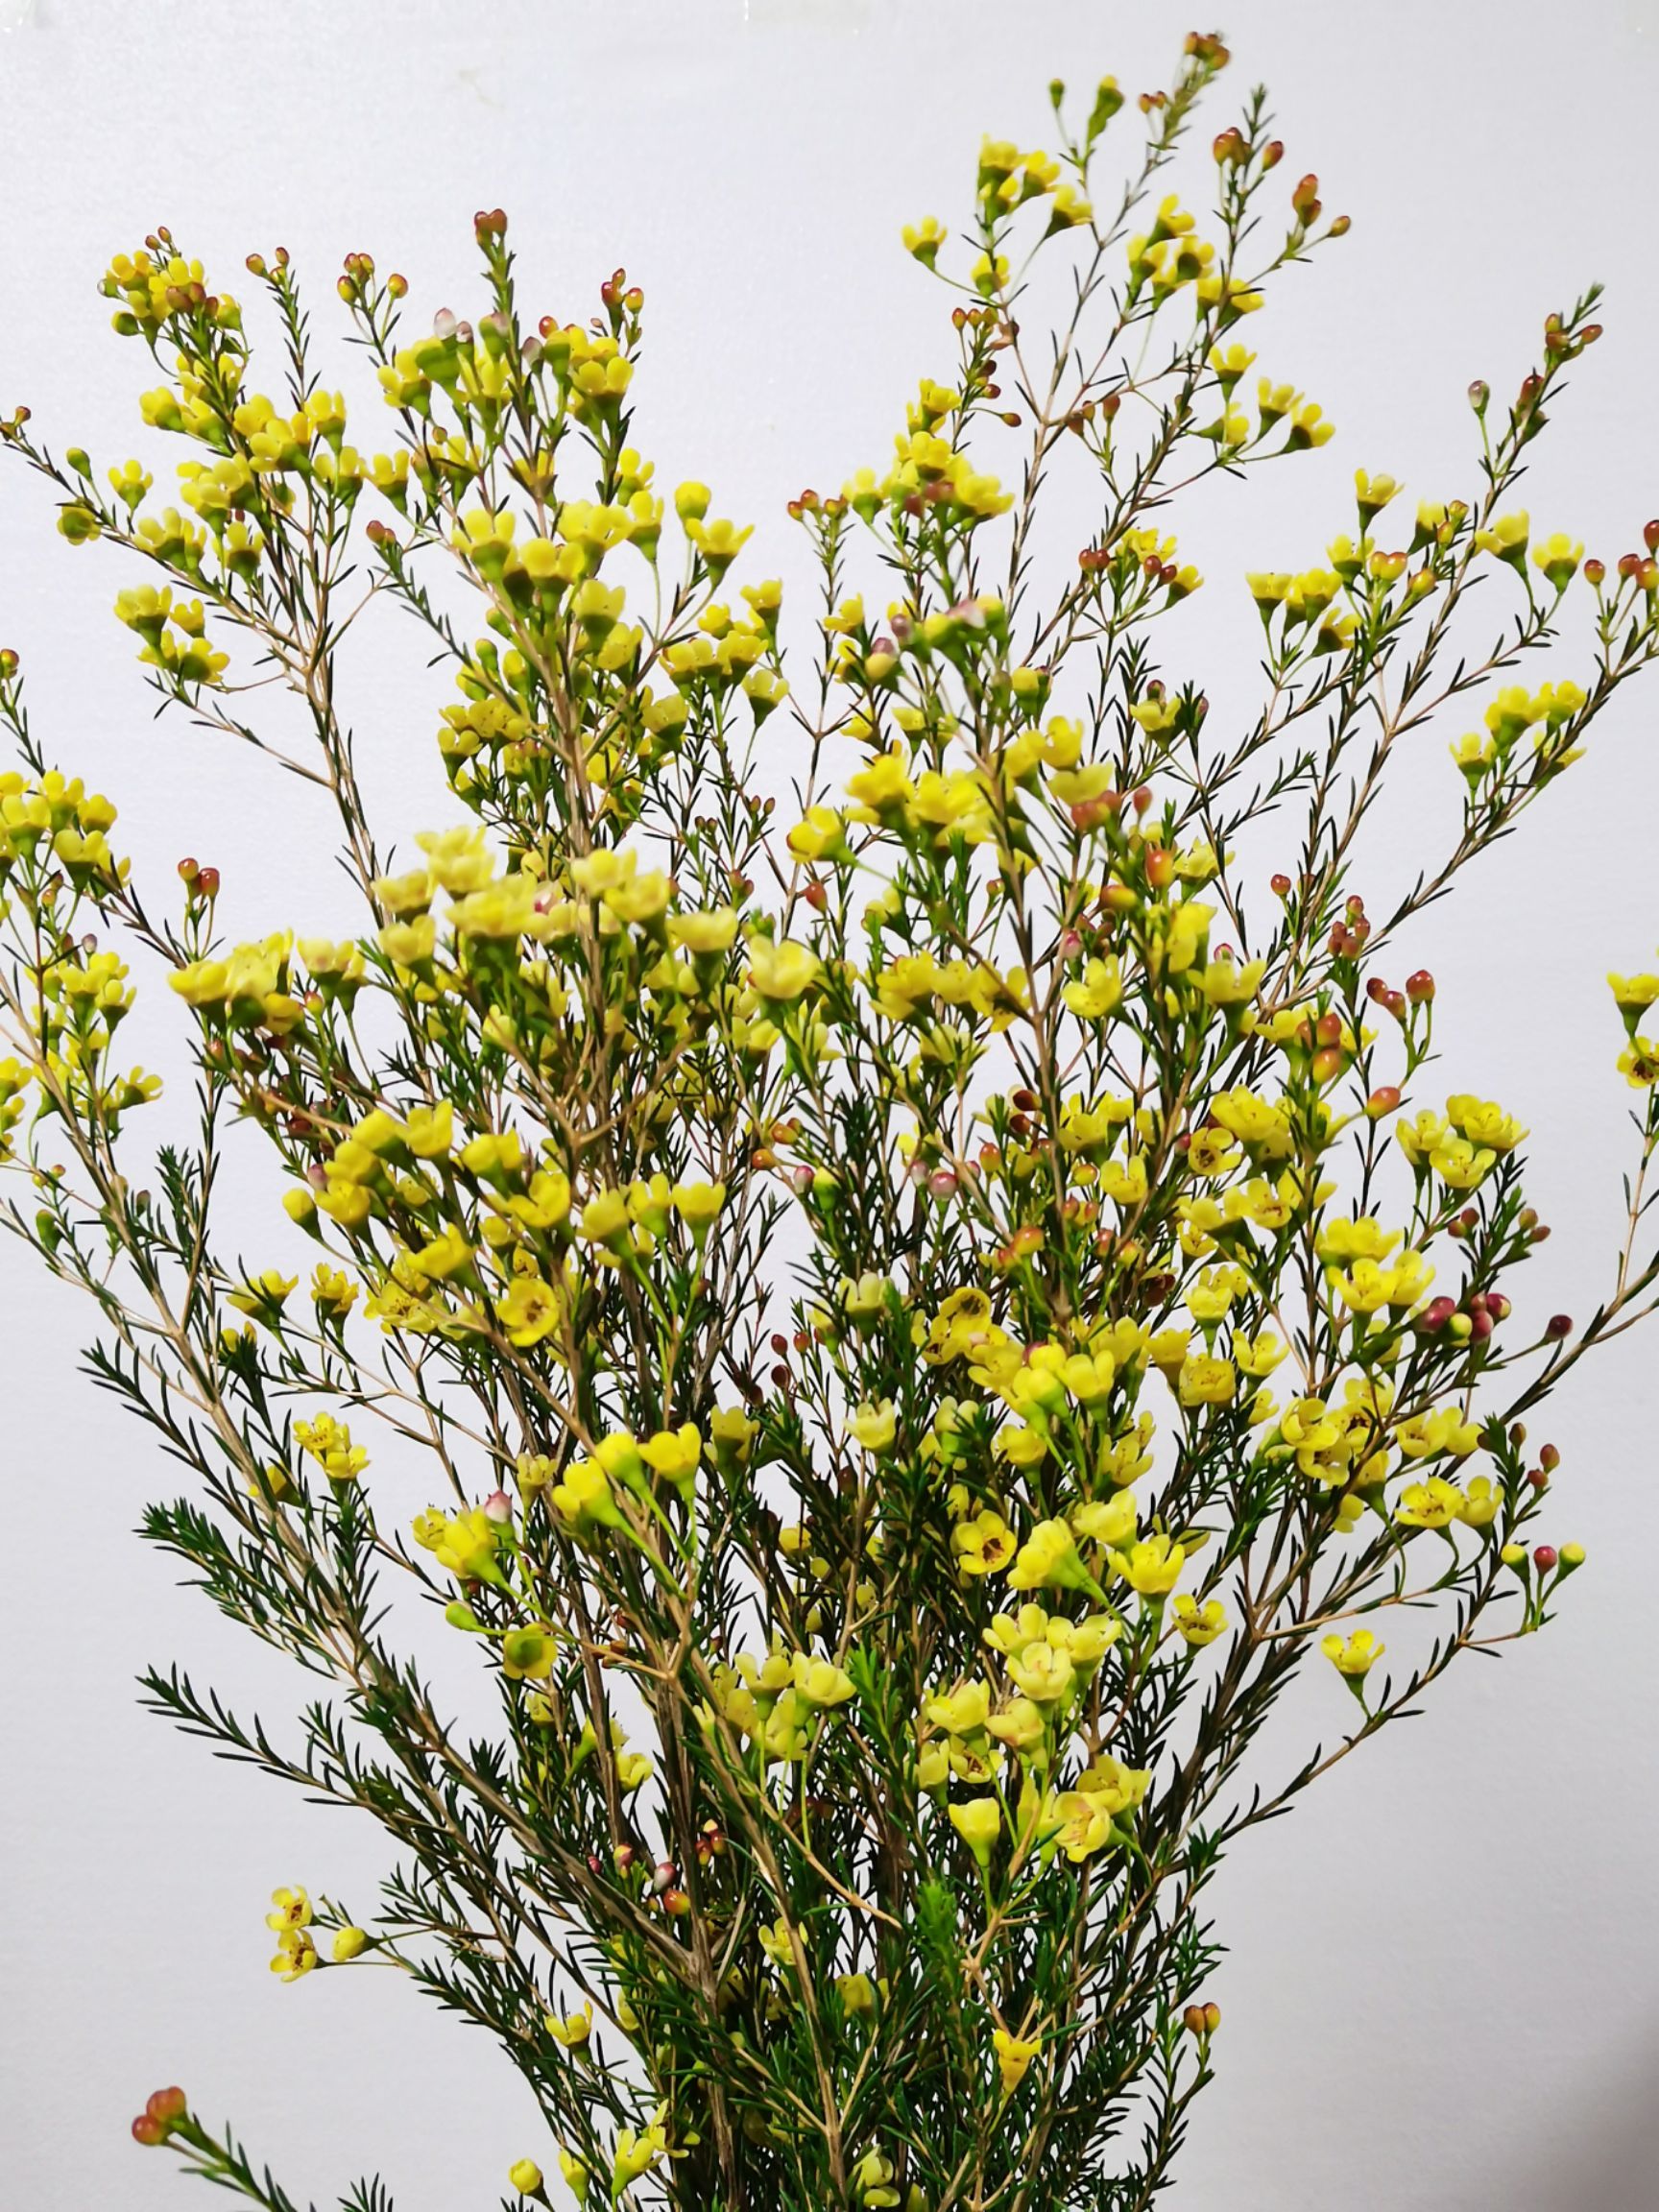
[1545, 1314, 1572, 1340]
[1532, 1544, 1558, 1574]
[1269, 872, 1292, 899]
[1405, 969, 1435, 1003]
[1540, 1442, 1560, 1471]
[1418, 1297, 1456, 1334]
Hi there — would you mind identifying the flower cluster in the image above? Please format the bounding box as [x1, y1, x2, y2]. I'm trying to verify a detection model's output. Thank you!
[0, 32, 1650, 2212]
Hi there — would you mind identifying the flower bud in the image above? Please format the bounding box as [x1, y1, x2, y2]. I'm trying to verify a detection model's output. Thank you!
[1532, 1544, 1558, 1574]
[1405, 969, 1434, 1003]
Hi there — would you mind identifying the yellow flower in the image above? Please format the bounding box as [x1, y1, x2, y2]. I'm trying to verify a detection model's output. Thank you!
[639, 1423, 702, 1495]
[668, 907, 741, 961]
[1108, 1534, 1186, 1598]
[1171, 1594, 1227, 1647]
[1003, 1641, 1075, 1705]
[1177, 1355, 1236, 1407]
[1062, 956, 1123, 1019]
[1321, 1628, 1384, 1677]
[1445, 1093, 1527, 1153]
[952, 1508, 1017, 1576]
[403, 1100, 455, 1158]
[1071, 1492, 1137, 1550]
[992, 2026, 1041, 2096]
[1395, 1476, 1464, 1529]
[577, 1190, 631, 1244]
[926, 1679, 991, 1736]
[545, 2003, 592, 2049]
[850, 1399, 898, 1453]
[1457, 1475, 1503, 1528]
[1008, 1517, 1101, 1597]
[1394, 1407, 1480, 1461]
[378, 915, 437, 967]
[1532, 532, 1582, 590]
[949, 1794, 1002, 1863]
[270, 1928, 318, 1981]
[793, 1654, 856, 1708]
[496, 1275, 563, 1349]
[265, 1885, 312, 1934]
[902, 216, 949, 266]
[1474, 509, 1528, 565]
[747, 938, 821, 1003]
[293, 1412, 368, 1482]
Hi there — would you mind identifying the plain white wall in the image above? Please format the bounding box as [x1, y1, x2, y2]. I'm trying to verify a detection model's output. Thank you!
[2, 2, 1657, 2207]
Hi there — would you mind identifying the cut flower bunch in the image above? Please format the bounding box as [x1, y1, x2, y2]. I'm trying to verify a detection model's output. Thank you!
[5, 27, 1659, 2212]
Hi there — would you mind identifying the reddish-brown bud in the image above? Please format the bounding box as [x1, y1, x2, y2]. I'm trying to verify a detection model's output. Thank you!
[1545, 1314, 1572, 1341]
[1405, 969, 1435, 1003]
[1532, 1544, 1558, 1574]
[1269, 871, 1292, 899]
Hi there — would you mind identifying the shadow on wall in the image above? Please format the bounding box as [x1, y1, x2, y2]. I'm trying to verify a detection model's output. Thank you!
[1456, 2019, 1659, 2210]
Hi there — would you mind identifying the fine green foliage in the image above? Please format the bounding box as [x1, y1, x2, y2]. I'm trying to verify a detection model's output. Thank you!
[5, 28, 1659, 2212]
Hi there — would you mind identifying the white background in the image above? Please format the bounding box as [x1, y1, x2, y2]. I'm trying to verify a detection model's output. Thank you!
[2, 3, 1657, 2207]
